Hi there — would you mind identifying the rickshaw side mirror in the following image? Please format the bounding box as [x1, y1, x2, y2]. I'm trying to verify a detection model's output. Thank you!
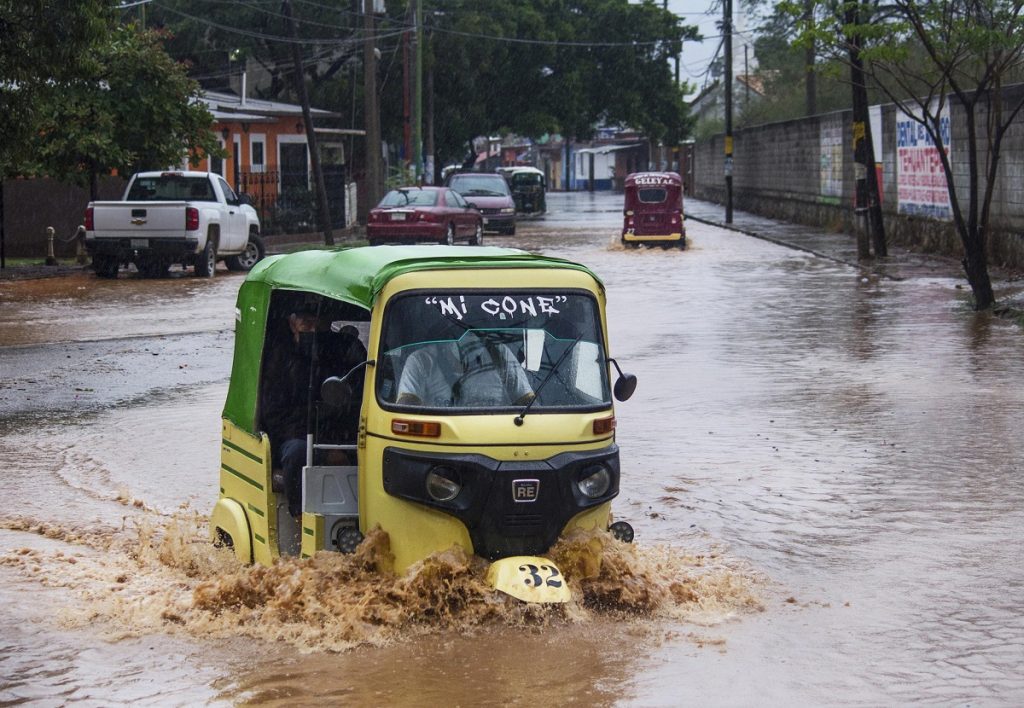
[613, 373, 638, 402]
[320, 360, 374, 405]
[607, 358, 637, 402]
[321, 376, 353, 406]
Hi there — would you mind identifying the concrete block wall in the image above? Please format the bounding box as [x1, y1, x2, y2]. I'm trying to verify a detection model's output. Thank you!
[693, 87, 1024, 270]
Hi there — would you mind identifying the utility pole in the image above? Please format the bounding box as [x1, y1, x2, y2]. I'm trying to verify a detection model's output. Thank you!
[803, 0, 816, 115]
[845, 4, 886, 258]
[363, 0, 382, 215]
[664, 0, 680, 86]
[425, 65, 435, 184]
[283, 0, 333, 245]
[744, 44, 750, 112]
[0, 184, 5, 270]
[724, 0, 733, 223]
[413, 0, 423, 183]
[402, 23, 410, 174]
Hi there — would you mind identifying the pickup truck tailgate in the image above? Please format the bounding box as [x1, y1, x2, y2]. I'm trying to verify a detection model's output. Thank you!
[90, 201, 190, 239]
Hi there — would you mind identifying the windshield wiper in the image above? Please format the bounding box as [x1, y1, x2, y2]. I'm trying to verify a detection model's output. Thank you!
[514, 334, 582, 427]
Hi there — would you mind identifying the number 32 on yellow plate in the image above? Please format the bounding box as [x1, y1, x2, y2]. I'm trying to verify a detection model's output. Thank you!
[486, 556, 572, 604]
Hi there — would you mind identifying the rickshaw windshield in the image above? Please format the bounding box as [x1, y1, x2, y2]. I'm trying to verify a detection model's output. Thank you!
[378, 290, 611, 411]
[637, 187, 668, 203]
[512, 173, 543, 188]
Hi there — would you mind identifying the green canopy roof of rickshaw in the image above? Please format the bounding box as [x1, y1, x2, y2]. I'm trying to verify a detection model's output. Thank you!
[243, 245, 603, 308]
[223, 246, 604, 434]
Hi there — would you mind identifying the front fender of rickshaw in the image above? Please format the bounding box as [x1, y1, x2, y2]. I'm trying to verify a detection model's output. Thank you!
[209, 498, 253, 564]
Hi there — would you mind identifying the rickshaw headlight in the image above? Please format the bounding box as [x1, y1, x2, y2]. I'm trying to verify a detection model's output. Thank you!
[426, 466, 462, 502]
[577, 465, 611, 498]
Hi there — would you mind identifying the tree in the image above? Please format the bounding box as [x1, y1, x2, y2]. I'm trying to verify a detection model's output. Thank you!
[146, 1, 696, 186]
[28, 25, 221, 199]
[742, 3, 873, 126]
[797, 0, 1024, 310]
[0, 0, 112, 176]
[416, 0, 697, 167]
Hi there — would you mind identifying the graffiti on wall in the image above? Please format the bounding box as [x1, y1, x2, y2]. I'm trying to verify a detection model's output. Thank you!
[819, 117, 844, 203]
[896, 103, 952, 219]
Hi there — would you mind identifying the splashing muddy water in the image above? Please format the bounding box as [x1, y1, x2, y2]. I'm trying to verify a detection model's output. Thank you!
[3, 192, 1024, 704]
[0, 513, 763, 654]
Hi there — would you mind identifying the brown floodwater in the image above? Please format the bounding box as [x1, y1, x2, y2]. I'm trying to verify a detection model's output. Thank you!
[2, 192, 1023, 705]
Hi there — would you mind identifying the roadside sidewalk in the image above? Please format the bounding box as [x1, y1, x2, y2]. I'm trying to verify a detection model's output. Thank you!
[0, 226, 366, 281]
[684, 197, 974, 282]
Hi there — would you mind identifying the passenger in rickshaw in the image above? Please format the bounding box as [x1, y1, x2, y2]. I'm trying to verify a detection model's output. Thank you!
[396, 330, 534, 407]
[260, 304, 366, 517]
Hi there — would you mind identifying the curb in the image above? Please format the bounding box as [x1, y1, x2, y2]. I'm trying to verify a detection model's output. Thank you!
[684, 213, 897, 279]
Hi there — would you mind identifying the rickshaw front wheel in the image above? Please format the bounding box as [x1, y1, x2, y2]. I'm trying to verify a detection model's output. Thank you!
[334, 525, 364, 554]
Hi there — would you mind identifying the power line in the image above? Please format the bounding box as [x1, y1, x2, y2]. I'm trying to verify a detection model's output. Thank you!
[152, 1, 407, 45]
[153, 0, 697, 50]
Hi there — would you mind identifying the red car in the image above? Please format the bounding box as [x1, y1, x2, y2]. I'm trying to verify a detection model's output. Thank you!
[367, 186, 484, 246]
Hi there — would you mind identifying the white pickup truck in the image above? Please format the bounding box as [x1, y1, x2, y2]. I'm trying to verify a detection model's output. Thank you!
[84, 170, 263, 278]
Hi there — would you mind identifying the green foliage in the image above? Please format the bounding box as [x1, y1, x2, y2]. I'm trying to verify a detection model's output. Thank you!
[422, 0, 696, 165]
[0, 0, 113, 176]
[148, 0, 696, 170]
[27, 25, 221, 186]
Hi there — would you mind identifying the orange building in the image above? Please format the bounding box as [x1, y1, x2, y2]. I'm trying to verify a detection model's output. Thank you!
[197, 90, 363, 227]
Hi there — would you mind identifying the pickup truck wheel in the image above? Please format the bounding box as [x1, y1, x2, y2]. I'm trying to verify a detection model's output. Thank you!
[225, 233, 265, 271]
[93, 255, 120, 279]
[195, 238, 217, 278]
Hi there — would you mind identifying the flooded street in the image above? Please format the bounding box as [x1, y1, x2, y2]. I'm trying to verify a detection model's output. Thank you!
[2, 192, 1024, 705]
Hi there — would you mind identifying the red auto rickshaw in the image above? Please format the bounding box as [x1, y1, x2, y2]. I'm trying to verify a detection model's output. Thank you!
[621, 172, 685, 249]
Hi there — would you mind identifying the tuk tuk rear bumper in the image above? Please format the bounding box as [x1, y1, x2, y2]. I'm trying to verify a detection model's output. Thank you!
[622, 231, 684, 242]
[381, 445, 619, 560]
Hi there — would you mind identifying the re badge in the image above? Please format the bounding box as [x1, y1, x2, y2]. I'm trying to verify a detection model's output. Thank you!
[512, 478, 540, 502]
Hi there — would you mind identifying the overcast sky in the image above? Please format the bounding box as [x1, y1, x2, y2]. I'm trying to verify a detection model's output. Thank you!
[659, 0, 760, 100]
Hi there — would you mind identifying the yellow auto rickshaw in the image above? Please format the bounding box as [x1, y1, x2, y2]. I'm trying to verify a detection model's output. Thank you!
[210, 245, 636, 602]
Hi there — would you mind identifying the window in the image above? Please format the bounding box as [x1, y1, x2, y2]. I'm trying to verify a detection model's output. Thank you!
[377, 290, 610, 412]
[449, 175, 510, 197]
[379, 189, 438, 207]
[210, 139, 224, 176]
[250, 134, 266, 173]
[127, 175, 215, 201]
[638, 187, 668, 203]
[218, 177, 239, 205]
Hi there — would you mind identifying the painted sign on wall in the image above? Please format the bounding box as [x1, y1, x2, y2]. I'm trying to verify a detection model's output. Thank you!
[819, 116, 844, 203]
[896, 104, 952, 219]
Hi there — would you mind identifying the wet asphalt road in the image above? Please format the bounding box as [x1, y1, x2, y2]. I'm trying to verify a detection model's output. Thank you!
[2, 191, 1024, 705]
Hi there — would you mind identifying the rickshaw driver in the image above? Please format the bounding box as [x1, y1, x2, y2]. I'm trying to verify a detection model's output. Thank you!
[261, 309, 366, 518]
[396, 331, 534, 407]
